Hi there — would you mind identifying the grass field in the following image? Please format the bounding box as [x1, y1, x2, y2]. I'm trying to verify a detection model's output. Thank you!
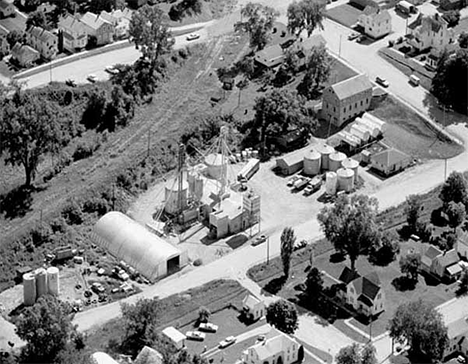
[0, 14, 26, 33]
[326, 4, 362, 28]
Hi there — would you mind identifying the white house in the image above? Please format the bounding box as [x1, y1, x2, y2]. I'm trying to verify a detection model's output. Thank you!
[79, 12, 114, 45]
[100, 8, 132, 39]
[407, 13, 455, 52]
[242, 294, 265, 321]
[358, 6, 392, 39]
[161, 327, 186, 350]
[457, 231, 468, 260]
[26, 26, 58, 60]
[241, 327, 302, 364]
[58, 15, 88, 52]
[444, 317, 468, 359]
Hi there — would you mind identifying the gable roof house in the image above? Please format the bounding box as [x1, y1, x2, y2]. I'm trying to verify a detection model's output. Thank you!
[0, 0, 15, 18]
[457, 231, 468, 260]
[407, 13, 455, 52]
[421, 244, 443, 272]
[433, 248, 462, 281]
[444, 316, 468, 359]
[370, 148, 411, 177]
[11, 42, 40, 67]
[100, 9, 131, 39]
[440, 0, 464, 10]
[79, 12, 114, 45]
[58, 15, 88, 52]
[321, 74, 373, 128]
[358, 6, 392, 39]
[26, 26, 58, 60]
[242, 294, 265, 321]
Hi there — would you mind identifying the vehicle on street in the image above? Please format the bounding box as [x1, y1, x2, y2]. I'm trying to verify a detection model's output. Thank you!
[252, 234, 268, 246]
[287, 175, 301, 187]
[186, 331, 206, 341]
[65, 78, 77, 87]
[105, 65, 119, 75]
[348, 32, 360, 41]
[375, 76, 389, 88]
[257, 335, 266, 342]
[198, 323, 219, 333]
[186, 33, 200, 41]
[303, 176, 323, 196]
[294, 239, 308, 251]
[293, 177, 310, 191]
[409, 74, 420, 86]
[457, 356, 466, 364]
[219, 336, 236, 348]
[87, 74, 98, 83]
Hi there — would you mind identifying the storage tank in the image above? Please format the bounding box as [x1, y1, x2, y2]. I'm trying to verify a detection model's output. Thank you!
[328, 152, 347, 172]
[303, 149, 321, 176]
[341, 158, 359, 179]
[35, 268, 48, 298]
[164, 179, 189, 215]
[205, 153, 228, 180]
[47, 266, 59, 296]
[325, 172, 337, 195]
[23, 273, 36, 306]
[350, 124, 370, 143]
[316, 144, 335, 171]
[337, 168, 355, 192]
[362, 113, 385, 128]
[340, 131, 361, 147]
[357, 118, 381, 138]
[252, 150, 259, 159]
[188, 172, 203, 201]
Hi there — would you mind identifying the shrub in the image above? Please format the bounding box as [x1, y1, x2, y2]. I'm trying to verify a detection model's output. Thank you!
[416, 221, 433, 242]
[178, 48, 188, 59]
[61, 200, 84, 225]
[82, 197, 110, 216]
[193, 258, 203, 266]
[30, 224, 53, 247]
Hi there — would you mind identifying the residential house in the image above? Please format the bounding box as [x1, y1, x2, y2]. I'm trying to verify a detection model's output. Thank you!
[161, 327, 186, 350]
[336, 266, 361, 300]
[440, 0, 464, 11]
[295, 34, 327, 68]
[0, 34, 9, 57]
[444, 316, 468, 359]
[421, 245, 444, 273]
[345, 271, 385, 316]
[370, 148, 411, 176]
[241, 327, 302, 364]
[100, 9, 132, 39]
[358, 6, 392, 39]
[26, 26, 58, 60]
[0, 0, 15, 18]
[433, 248, 463, 281]
[79, 12, 114, 46]
[254, 44, 284, 68]
[58, 15, 88, 52]
[133, 346, 163, 364]
[242, 294, 265, 321]
[407, 13, 455, 52]
[321, 74, 373, 127]
[457, 231, 468, 260]
[11, 43, 40, 67]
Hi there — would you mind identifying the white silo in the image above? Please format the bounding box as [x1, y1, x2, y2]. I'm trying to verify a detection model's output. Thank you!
[316, 144, 335, 171]
[205, 153, 227, 180]
[340, 131, 361, 147]
[47, 266, 60, 296]
[341, 158, 359, 179]
[358, 118, 381, 138]
[23, 273, 36, 306]
[362, 113, 385, 128]
[188, 172, 204, 201]
[164, 179, 189, 215]
[337, 168, 355, 192]
[303, 149, 321, 176]
[35, 268, 48, 298]
[350, 124, 370, 143]
[325, 172, 338, 195]
[328, 152, 347, 172]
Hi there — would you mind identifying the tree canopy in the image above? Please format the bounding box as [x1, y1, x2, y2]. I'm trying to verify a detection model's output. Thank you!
[234, 3, 279, 51]
[439, 171, 468, 208]
[459, 32, 468, 48]
[281, 227, 296, 278]
[399, 253, 421, 282]
[287, 0, 325, 37]
[266, 299, 299, 334]
[297, 44, 331, 99]
[0, 91, 65, 186]
[388, 299, 448, 362]
[404, 194, 423, 233]
[335, 343, 377, 364]
[26, 10, 50, 30]
[445, 201, 466, 233]
[304, 267, 324, 300]
[317, 194, 379, 271]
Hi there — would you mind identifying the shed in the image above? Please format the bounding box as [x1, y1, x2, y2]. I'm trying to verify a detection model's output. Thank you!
[370, 148, 411, 177]
[242, 294, 265, 321]
[91, 352, 120, 364]
[134, 346, 163, 364]
[275, 148, 310, 175]
[162, 327, 186, 349]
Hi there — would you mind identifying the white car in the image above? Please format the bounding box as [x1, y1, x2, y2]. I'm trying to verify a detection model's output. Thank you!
[375, 76, 389, 88]
[186, 331, 206, 341]
[186, 33, 200, 41]
[219, 336, 236, 348]
[105, 65, 119, 75]
[87, 74, 98, 83]
[198, 322, 219, 332]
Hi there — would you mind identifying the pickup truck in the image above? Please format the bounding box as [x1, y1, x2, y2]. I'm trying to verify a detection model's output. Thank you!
[293, 177, 310, 191]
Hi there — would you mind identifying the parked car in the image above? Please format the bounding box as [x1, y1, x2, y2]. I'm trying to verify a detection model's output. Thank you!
[357, 34, 367, 43]
[375, 76, 389, 87]
[219, 336, 236, 348]
[303, 176, 322, 196]
[65, 78, 77, 87]
[294, 240, 308, 251]
[87, 74, 98, 83]
[287, 175, 301, 187]
[348, 32, 360, 41]
[199, 323, 219, 333]
[257, 335, 266, 342]
[252, 234, 268, 246]
[293, 177, 310, 191]
[186, 33, 200, 41]
[105, 65, 119, 75]
[186, 331, 206, 341]
[457, 356, 466, 364]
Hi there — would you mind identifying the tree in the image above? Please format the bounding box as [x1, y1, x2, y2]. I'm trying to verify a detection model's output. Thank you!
[336, 343, 377, 364]
[446, 201, 466, 233]
[129, 5, 175, 72]
[0, 92, 64, 186]
[361, 344, 377, 364]
[282, 46, 301, 78]
[318, 194, 379, 272]
[439, 171, 468, 207]
[6, 30, 25, 48]
[266, 299, 298, 334]
[388, 299, 448, 362]
[459, 32, 468, 48]
[405, 194, 423, 232]
[16, 295, 75, 362]
[456, 268, 468, 296]
[197, 306, 211, 325]
[21, 0, 41, 11]
[442, 10, 460, 27]
[104, 85, 136, 131]
[304, 267, 324, 300]
[431, 49, 468, 115]
[281, 227, 296, 278]
[399, 253, 421, 282]
[369, 230, 400, 266]
[26, 10, 50, 30]
[297, 44, 331, 99]
[287, 0, 325, 37]
[234, 3, 279, 50]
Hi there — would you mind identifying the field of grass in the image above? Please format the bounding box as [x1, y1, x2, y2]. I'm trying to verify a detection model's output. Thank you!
[326, 4, 362, 28]
[0, 14, 26, 33]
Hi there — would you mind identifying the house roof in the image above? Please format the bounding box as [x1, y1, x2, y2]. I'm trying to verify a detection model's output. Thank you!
[11, 43, 39, 58]
[435, 248, 459, 268]
[350, 272, 381, 300]
[59, 14, 87, 33]
[99, 11, 116, 24]
[133, 346, 163, 364]
[362, 6, 391, 21]
[338, 266, 361, 285]
[421, 245, 443, 267]
[0, 0, 13, 10]
[447, 263, 463, 276]
[277, 147, 309, 167]
[448, 317, 468, 338]
[371, 148, 410, 168]
[408, 14, 423, 30]
[329, 74, 373, 101]
[254, 44, 284, 68]
[161, 327, 186, 343]
[80, 12, 112, 31]
[28, 26, 56, 43]
[409, 14, 447, 32]
[357, 294, 374, 307]
[243, 294, 261, 309]
[458, 231, 468, 247]
[112, 8, 133, 20]
[250, 328, 297, 361]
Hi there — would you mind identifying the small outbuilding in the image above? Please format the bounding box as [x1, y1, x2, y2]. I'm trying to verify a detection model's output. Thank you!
[134, 346, 163, 364]
[457, 231, 468, 260]
[275, 148, 311, 175]
[370, 148, 411, 177]
[162, 326, 186, 350]
[90, 352, 120, 364]
[242, 294, 265, 321]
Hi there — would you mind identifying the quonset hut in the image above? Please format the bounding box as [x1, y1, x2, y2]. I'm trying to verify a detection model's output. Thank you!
[92, 212, 188, 282]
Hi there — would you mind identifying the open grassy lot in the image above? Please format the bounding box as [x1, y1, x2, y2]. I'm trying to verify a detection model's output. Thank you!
[326, 4, 362, 28]
[369, 96, 464, 161]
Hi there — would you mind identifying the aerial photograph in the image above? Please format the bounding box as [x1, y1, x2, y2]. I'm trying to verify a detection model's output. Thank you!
[0, 0, 467, 363]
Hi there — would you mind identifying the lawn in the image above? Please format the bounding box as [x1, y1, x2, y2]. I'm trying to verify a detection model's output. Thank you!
[369, 96, 464, 161]
[453, 17, 468, 37]
[0, 14, 26, 33]
[326, 4, 362, 29]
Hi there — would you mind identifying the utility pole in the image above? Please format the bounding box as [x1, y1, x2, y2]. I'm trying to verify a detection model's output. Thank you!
[147, 130, 151, 158]
[266, 237, 270, 264]
[444, 158, 448, 181]
[112, 184, 115, 211]
[49, 61, 52, 83]
[338, 35, 342, 58]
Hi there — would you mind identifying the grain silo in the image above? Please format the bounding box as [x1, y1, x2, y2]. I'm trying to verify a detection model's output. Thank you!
[350, 124, 370, 143]
[362, 113, 385, 128]
[303, 149, 321, 176]
[316, 144, 335, 171]
[337, 168, 355, 192]
[325, 172, 338, 195]
[341, 158, 359, 179]
[357, 118, 381, 138]
[187, 172, 204, 201]
[35, 268, 48, 298]
[205, 153, 227, 180]
[47, 266, 60, 296]
[328, 152, 347, 172]
[164, 180, 188, 215]
[23, 273, 36, 306]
